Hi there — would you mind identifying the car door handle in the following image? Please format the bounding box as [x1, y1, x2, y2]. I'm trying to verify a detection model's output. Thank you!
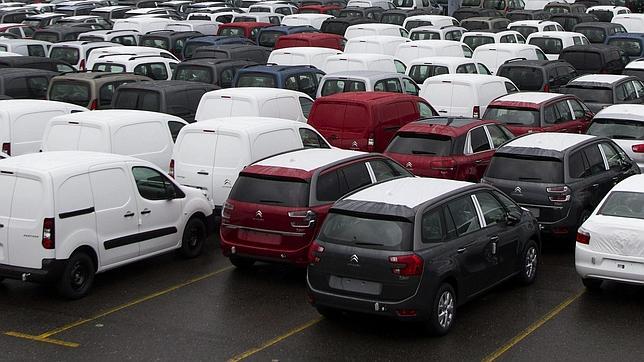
[438, 110, 448, 113]
[197, 171, 209, 175]
[141, 209, 151, 215]
[457, 247, 467, 253]
[490, 236, 499, 241]
[475, 159, 482, 164]
[123, 212, 135, 218]
[592, 183, 599, 188]
[0, 223, 4, 228]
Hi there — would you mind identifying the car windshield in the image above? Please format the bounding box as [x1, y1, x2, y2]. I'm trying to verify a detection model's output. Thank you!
[93, 63, 126, 72]
[483, 106, 540, 126]
[576, 27, 606, 43]
[462, 0, 481, 5]
[587, 118, 644, 140]
[257, 30, 281, 47]
[598, 191, 644, 219]
[174, 65, 213, 83]
[49, 81, 90, 107]
[22, 19, 41, 28]
[607, 38, 642, 57]
[320, 79, 366, 96]
[564, 85, 613, 104]
[510, 26, 537, 38]
[141, 37, 170, 50]
[561, 51, 602, 70]
[236, 73, 277, 87]
[381, 13, 405, 25]
[405, 20, 432, 31]
[497, 66, 543, 91]
[229, 174, 310, 207]
[386, 132, 453, 156]
[529, 37, 563, 54]
[318, 212, 413, 251]
[463, 35, 495, 50]
[49, 47, 80, 65]
[219, 27, 245, 37]
[487, 154, 563, 183]
[323, 22, 348, 34]
[546, 5, 568, 13]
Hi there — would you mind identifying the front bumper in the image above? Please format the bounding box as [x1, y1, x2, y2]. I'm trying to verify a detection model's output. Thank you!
[576, 244, 644, 285]
[0, 259, 67, 283]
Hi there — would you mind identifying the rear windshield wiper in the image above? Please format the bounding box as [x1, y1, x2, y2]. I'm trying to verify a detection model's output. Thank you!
[354, 242, 384, 246]
[518, 177, 542, 181]
[612, 135, 638, 140]
[411, 150, 436, 155]
[259, 199, 284, 204]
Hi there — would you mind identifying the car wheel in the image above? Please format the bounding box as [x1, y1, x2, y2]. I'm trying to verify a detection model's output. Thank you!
[516, 240, 539, 285]
[425, 283, 456, 336]
[56, 252, 95, 299]
[316, 306, 341, 320]
[180, 217, 206, 259]
[582, 277, 603, 291]
[229, 255, 255, 269]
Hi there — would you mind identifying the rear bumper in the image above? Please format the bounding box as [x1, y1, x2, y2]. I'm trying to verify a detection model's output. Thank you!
[520, 204, 577, 238]
[576, 244, 644, 285]
[0, 259, 67, 283]
[220, 226, 311, 267]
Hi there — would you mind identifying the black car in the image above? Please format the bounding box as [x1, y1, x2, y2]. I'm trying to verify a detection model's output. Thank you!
[307, 177, 540, 335]
[380, 9, 434, 25]
[483, 132, 640, 240]
[497, 59, 577, 92]
[586, 6, 625, 21]
[320, 17, 373, 36]
[544, 1, 588, 14]
[338, 6, 385, 21]
[506, 10, 551, 22]
[172, 58, 257, 87]
[452, 7, 502, 22]
[0, 56, 75, 73]
[256, 25, 318, 48]
[549, 13, 598, 31]
[139, 30, 202, 60]
[559, 44, 626, 75]
[111, 80, 218, 123]
[623, 59, 644, 81]
[460, 16, 511, 32]
[191, 44, 272, 64]
[0, 10, 35, 24]
[573, 22, 627, 44]
[183, 35, 255, 59]
[32, 24, 100, 43]
[21, 14, 65, 29]
[560, 75, 644, 113]
[0, 68, 57, 100]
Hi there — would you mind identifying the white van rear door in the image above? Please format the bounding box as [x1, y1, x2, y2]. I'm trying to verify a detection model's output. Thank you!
[451, 83, 475, 117]
[252, 128, 301, 161]
[43, 123, 81, 151]
[13, 110, 67, 155]
[211, 132, 244, 208]
[174, 131, 217, 206]
[0, 173, 16, 265]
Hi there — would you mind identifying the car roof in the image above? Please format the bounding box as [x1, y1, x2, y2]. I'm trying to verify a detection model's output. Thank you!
[611, 174, 644, 193]
[527, 31, 584, 38]
[52, 72, 149, 81]
[0, 151, 137, 175]
[344, 177, 473, 209]
[570, 74, 630, 85]
[270, 46, 340, 55]
[317, 91, 417, 103]
[239, 64, 319, 74]
[408, 56, 475, 66]
[574, 21, 621, 29]
[252, 148, 366, 174]
[187, 116, 306, 132]
[501, 132, 596, 152]
[53, 109, 184, 126]
[321, 70, 401, 80]
[117, 79, 217, 91]
[0, 68, 58, 77]
[202, 87, 308, 99]
[425, 73, 510, 84]
[492, 92, 566, 105]
[594, 104, 644, 122]
[399, 117, 494, 137]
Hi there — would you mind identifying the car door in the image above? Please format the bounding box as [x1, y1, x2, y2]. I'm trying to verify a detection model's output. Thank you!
[600, 141, 636, 185]
[130, 166, 184, 255]
[90, 166, 141, 266]
[465, 125, 495, 180]
[211, 132, 245, 207]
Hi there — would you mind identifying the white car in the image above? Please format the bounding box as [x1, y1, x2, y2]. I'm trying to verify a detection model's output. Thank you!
[86, 46, 178, 69]
[0, 151, 212, 298]
[576, 174, 644, 290]
[408, 25, 467, 41]
[612, 13, 644, 33]
[48, 41, 117, 71]
[322, 53, 405, 74]
[587, 5, 630, 22]
[0, 39, 50, 57]
[403, 15, 459, 31]
[248, 1, 297, 15]
[91, 54, 178, 80]
[406, 56, 491, 84]
[0, 151, 8, 159]
[461, 30, 526, 51]
[77, 30, 140, 46]
[344, 23, 409, 39]
[344, 35, 410, 57]
[395, 40, 470, 66]
[268, 47, 343, 70]
[232, 12, 283, 25]
[280, 14, 334, 30]
[527, 31, 589, 60]
[507, 20, 564, 38]
[473, 43, 548, 74]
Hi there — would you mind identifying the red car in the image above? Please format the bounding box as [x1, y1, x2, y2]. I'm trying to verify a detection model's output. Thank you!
[297, 5, 342, 15]
[308, 92, 437, 153]
[384, 118, 515, 182]
[220, 148, 412, 267]
[482, 92, 594, 136]
[274, 32, 346, 50]
[0, 24, 35, 38]
[217, 22, 272, 42]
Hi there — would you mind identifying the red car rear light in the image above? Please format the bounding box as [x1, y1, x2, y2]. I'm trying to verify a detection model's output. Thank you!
[288, 210, 316, 228]
[389, 254, 423, 276]
[632, 144, 644, 153]
[473, 105, 480, 118]
[169, 159, 175, 178]
[308, 240, 324, 264]
[547, 185, 571, 202]
[222, 201, 234, 220]
[89, 99, 98, 110]
[1, 142, 10, 156]
[430, 158, 456, 171]
[543, 83, 550, 92]
[42, 218, 55, 249]
[576, 230, 590, 245]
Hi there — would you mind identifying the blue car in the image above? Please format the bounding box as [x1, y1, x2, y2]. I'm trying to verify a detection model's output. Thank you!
[183, 35, 255, 59]
[256, 25, 318, 48]
[232, 64, 325, 98]
[606, 33, 644, 62]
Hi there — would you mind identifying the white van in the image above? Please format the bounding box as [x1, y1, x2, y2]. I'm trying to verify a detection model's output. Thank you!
[472, 43, 548, 74]
[344, 23, 409, 39]
[0, 151, 212, 298]
[527, 31, 589, 60]
[48, 41, 117, 71]
[507, 20, 564, 38]
[344, 36, 410, 57]
[268, 47, 342, 70]
[77, 30, 140, 46]
[86, 46, 178, 70]
[395, 40, 467, 66]
[280, 14, 334, 30]
[112, 18, 175, 34]
[165, 20, 220, 35]
[195, 88, 314, 122]
[402, 15, 459, 31]
[91, 54, 178, 80]
[171, 117, 331, 211]
[612, 13, 644, 33]
[0, 151, 9, 159]
[419, 74, 517, 117]
[0, 39, 50, 57]
[0, 100, 86, 157]
[460, 30, 526, 51]
[42, 110, 187, 171]
[406, 56, 492, 84]
[322, 53, 406, 73]
[347, 0, 394, 9]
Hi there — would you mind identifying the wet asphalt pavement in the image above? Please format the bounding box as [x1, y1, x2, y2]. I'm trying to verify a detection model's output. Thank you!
[1, 235, 643, 362]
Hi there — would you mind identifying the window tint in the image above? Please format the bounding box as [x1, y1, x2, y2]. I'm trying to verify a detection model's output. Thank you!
[421, 208, 444, 243]
[368, 159, 409, 181]
[316, 170, 345, 202]
[584, 144, 607, 175]
[26, 77, 49, 98]
[568, 150, 588, 178]
[544, 105, 557, 124]
[134, 63, 168, 80]
[386, 133, 452, 156]
[446, 196, 481, 235]
[132, 167, 178, 200]
[321, 79, 366, 96]
[456, 63, 477, 74]
[487, 155, 563, 183]
[230, 175, 309, 206]
[477, 63, 491, 74]
[487, 125, 512, 148]
[505, 81, 519, 93]
[419, 102, 436, 117]
[475, 192, 506, 227]
[408, 65, 449, 84]
[568, 99, 587, 118]
[394, 60, 406, 73]
[318, 213, 413, 251]
[469, 127, 491, 153]
[587, 118, 644, 140]
[299, 128, 329, 149]
[600, 142, 623, 169]
[374, 78, 403, 93]
[299, 97, 313, 118]
[342, 162, 372, 191]
[27, 45, 45, 57]
[554, 100, 572, 123]
[402, 78, 418, 95]
[168, 121, 185, 142]
[616, 81, 638, 101]
[493, 190, 521, 215]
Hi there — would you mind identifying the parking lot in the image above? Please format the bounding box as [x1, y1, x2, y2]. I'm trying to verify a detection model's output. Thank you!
[0, 234, 641, 361]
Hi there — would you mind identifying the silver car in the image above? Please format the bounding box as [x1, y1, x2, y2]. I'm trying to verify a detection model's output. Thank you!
[316, 70, 420, 98]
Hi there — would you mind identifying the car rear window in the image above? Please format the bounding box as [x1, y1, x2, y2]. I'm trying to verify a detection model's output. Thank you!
[219, 27, 245, 37]
[141, 37, 170, 50]
[563, 85, 613, 104]
[380, 13, 405, 25]
[93, 63, 126, 73]
[607, 38, 642, 57]
[529, 37, 563, 54]
[229, 174, 310, 207]
[408, 64, 449, 84]
[184, 42, 209, 58]
[174, 65, 213, 83]
[258, 30, 282, 47]
[462, 21, 489, 31]
[561, 51, 602, 70]
[113, 89, 161, 112]
[463, 35, 495, 50]
[236, 73, 277, 87]
[598, 191, 644, 219]
[510, 26, 538, 38]
[318, 211, 413, 251]
[50, 47, 80, 65]
[487, 154, 563, 183]
[576, 27, 606, 43]
[386, 132, 453, 156]
[410, 30, 441, 41]
[323, 22, 348, 35]
[587, 118, 644, 140]
[33, 32, 59, 43]
[497, 66, 544, 91]
[320, 79, 366, 96]
[483, 106, 540, 126]
[404, 20, 432, 31]
[48, 81, 90, 106]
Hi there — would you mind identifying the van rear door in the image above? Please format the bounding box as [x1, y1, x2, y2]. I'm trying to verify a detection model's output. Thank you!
[0, 173, 17, 265]
[211, 132, 245, 208]
[13, 110, 68, 155]
[43, 121, 82, 151]
[174, 129, 217, 208]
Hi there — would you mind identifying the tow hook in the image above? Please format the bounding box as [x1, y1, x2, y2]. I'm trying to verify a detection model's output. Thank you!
[21, 273, 30, 282]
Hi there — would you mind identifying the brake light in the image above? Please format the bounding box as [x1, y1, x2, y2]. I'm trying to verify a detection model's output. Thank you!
[547, 185, 571, 202]
[169, 159, 175, 178]
[389, 254, 423, 277]
[632, 144, 644, 153]
[89, 99, 97, 110]
[430, 158, 456, 172]
[367, 133, 375, 152]
[222, 201, 234, 220]
[473, 106, 480, 118]
[308, 240, 324, 264]
[79, 59, 86, 71]
[1, 142, 10, 156]
[576, 230, 590, 245]
[288, 210, 316, 228]
[42, 218, 55, 249]
[543, 83, 550, 92]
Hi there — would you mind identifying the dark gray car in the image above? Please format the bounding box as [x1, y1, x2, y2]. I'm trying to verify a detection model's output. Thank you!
[307, 177, 540, 335]
[561, 74, 644, 113]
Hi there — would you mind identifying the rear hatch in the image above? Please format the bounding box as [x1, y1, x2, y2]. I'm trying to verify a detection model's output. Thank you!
[384, 131, 457, 178]
[48, 80, 91, 108]
[308, 211, 420, 302]
[50, 46, 80, 67]
[587, 117, 644, 168]
[173, 129, 218, 207]
[483, 105, 541, 135]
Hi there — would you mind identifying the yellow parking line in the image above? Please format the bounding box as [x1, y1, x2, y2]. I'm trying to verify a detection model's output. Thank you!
[228, 317, 324, 362]
[4, 265, 233, 346]
[482, 289, 585, 362]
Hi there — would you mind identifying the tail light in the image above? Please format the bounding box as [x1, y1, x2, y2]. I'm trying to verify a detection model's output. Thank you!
[42, 218, 55, 249]
[89, 99, 97, 110]
[79, 59, 86, 71]
[473, 106, 480, 118]
[221, 201, 234, 220]
[367, 132, 375, 152]
[576, 230, 590, 245]
[632, 144, 644, 153]
[308, 240, 324, 264]
[389, 254, 423, 277]
[169, 159, 175, 178]
[430, 158, 456, 172]
[543, 83, 550, 92]
[547, 185, 571, 202]
[288, 210, 316, 228]
[1, 142, 10, 156]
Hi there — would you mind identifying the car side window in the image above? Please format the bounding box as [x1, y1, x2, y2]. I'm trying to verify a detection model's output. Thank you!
[132, 166, 178, 200]
[168, 121, 185, 142]
[475, 192, 506, 227]
[505, 81, 519, 93]
[368, 159, 407, 181]
[316, 170, 346, 202]
[568, 150, 589, 178]
[299, 97, 313, 118]
[284, 75, 299, 91]
[554, 101, 572, 123]
[501, 35, 517, 43]
[402, 78, 419, 95]
[486, 124, 512, 148]
[600, 142, 623, 169]
[544, 105, 557, 124]
[26, 77, 49, 98]
[446, 196, 481, 236]
[568, 99, 586, 118]
[299, 128, 329, 149]
[418, 102, 436, 117]
[477, 63, 492, 74]
[456, 63, 477, 73]
[27, 45, 46, 57]
[493, 190, 521, 214]
[421, 208, 445, 243]
[633, 80, 644, 98]
[374, 78, 402, 93]
[572, 36, 582, 45]
[394, 60, 406, 73]
[584, 144, 607, 176]
[469, 127, 491, 153]
[341, 162, 372, 191]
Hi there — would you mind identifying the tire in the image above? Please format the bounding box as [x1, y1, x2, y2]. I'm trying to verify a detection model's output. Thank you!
[424, 283, 456, 336]
[582, 277, 603, 291]
[56, 252, 95, 300]
[229, 255, 255, 269]
[516, 240, 539, 285]
[180, 217, 206, 259]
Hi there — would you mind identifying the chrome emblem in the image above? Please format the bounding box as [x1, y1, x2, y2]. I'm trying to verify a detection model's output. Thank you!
[349, 254, 359, 264]
[405, 161, 413, 168]
[224, 179, 231, 186]
[254, 210, 263, 220]
[514, 186, 522, 194]
[351, 141, 358, 148]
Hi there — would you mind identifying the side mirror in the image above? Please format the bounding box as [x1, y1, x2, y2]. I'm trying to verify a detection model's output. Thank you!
[506, 211, 521, 226]
[165, 184, 177, 200]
